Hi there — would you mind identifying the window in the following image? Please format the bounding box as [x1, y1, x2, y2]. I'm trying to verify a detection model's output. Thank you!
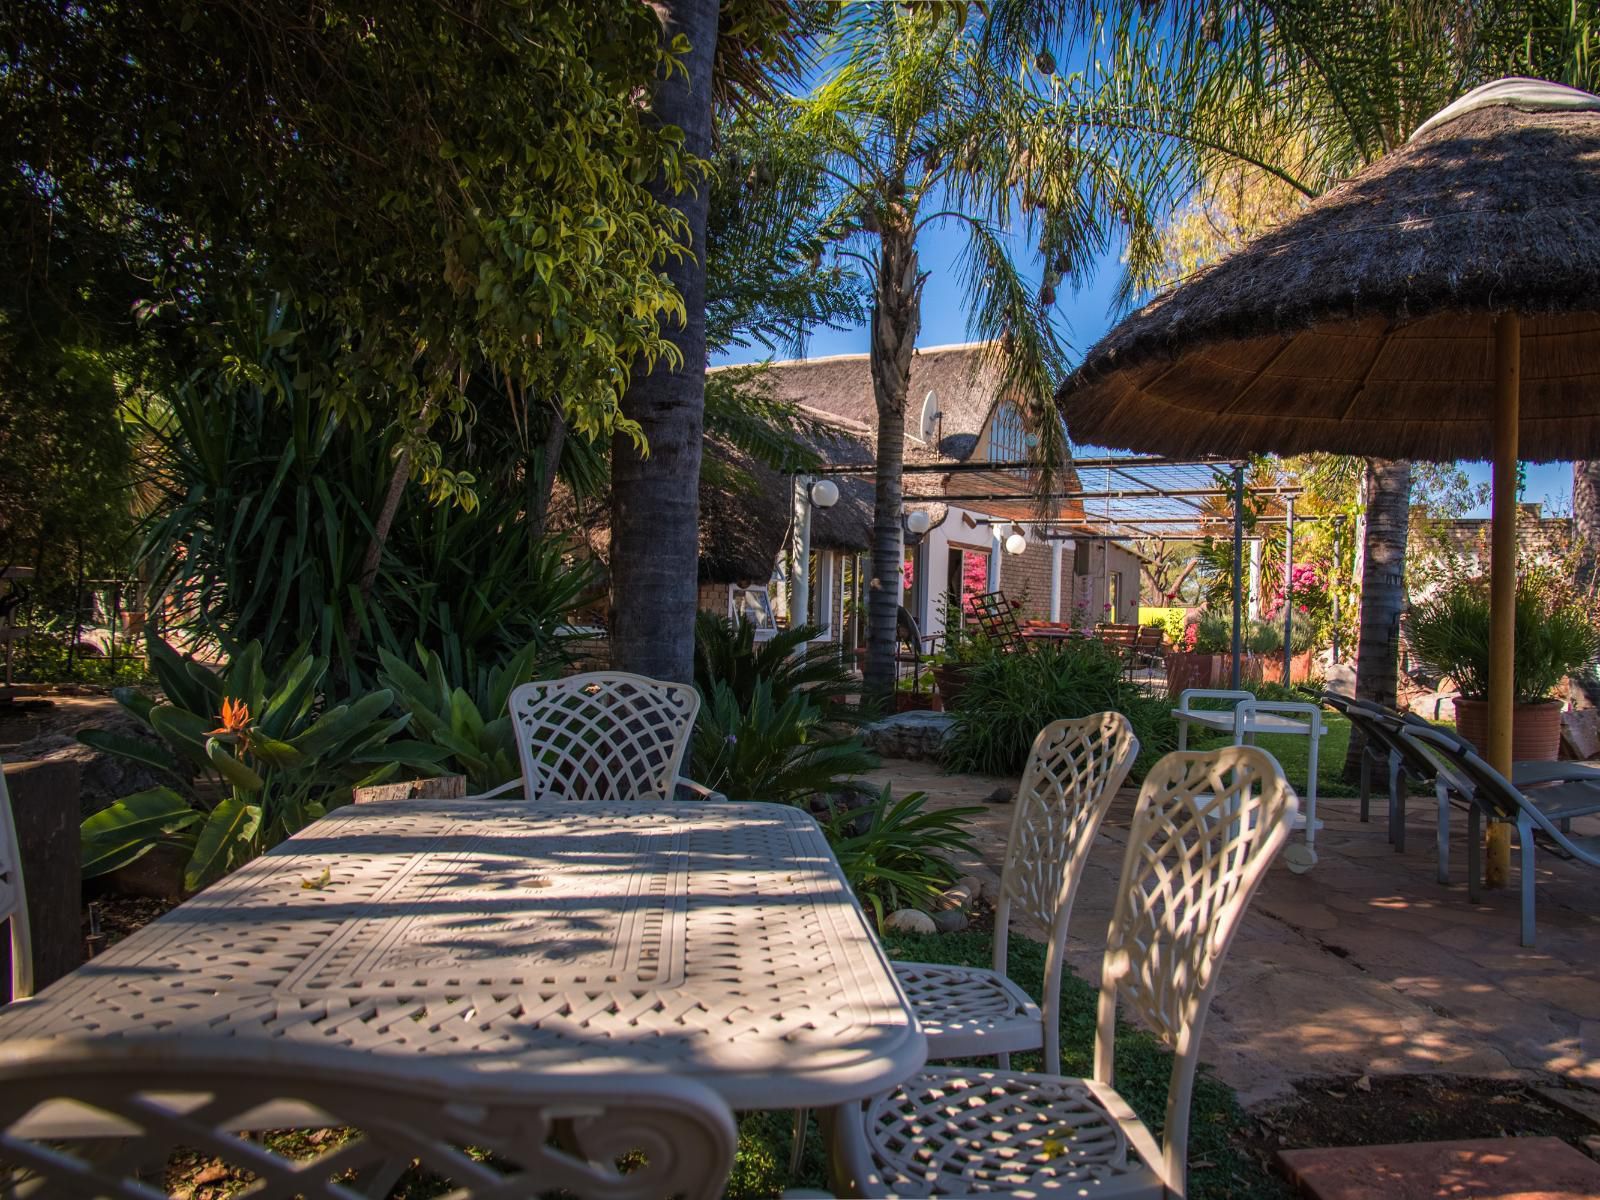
[988, 402, 1027, 472]
[730, 585, 776, 633]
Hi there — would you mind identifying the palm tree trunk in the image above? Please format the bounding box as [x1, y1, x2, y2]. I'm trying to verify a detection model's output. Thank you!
[1342, 458, 1412, 780]
[608, 0, 717, 684]
[1574, 460, 1600, 600]
[863, 227, 924, 703]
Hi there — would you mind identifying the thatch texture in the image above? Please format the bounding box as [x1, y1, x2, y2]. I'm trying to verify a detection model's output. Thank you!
[1059, 80, 1600, 463]
[696, 424, 875, 583]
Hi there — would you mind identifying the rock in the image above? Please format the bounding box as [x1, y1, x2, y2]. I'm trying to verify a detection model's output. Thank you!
[935, 881, 977, 911]
[985, 786, 1013, 804]
[884, 908, 936, 935]
[862, 711, 955, 763]
[12, 712, 183, 818]
[931, 908, 969, 933]
[1406, 690, 1458, 722]
[1562, 708, 1600, 761]
[1322, 662, 1356, 697]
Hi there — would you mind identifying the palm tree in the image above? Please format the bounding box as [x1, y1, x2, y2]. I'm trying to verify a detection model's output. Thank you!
[794, 5, 1168, 700]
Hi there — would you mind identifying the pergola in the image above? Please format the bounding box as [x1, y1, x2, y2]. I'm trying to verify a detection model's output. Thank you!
[803, 453, 1331, 687]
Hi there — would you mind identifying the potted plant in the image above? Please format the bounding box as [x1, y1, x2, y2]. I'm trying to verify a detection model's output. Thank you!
[930, 592, 985, 709]
[1164, 611, 1234, 694]
[1404, 569, 1600, 761]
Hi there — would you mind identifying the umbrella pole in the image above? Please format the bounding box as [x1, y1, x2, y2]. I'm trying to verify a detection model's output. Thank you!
[1485, 310, 1521, 889]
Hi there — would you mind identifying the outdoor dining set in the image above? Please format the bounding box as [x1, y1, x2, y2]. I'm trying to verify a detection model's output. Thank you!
[0, 670, 1302, 1199]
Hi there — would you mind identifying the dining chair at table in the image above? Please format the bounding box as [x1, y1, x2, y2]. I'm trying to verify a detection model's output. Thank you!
[482, 671, 720, 803]
[893, 711, 1139, 1075]
[0, 758, 31, 1002]
[829, 745, 1296, 1199]
[0, 1036, 739, 1200]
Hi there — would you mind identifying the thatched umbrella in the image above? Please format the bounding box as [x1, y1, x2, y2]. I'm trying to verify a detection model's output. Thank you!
[1059, 77, 1600, 876]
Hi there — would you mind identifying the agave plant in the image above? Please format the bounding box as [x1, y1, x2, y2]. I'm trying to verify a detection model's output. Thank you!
[79, 637, 444, 891]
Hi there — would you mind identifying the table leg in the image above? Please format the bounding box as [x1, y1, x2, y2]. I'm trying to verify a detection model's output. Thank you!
[1177, 716, 1189, 753]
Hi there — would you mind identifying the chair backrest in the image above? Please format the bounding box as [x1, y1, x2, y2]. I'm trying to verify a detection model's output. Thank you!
[1094, 746, 1295, 1195]
[0, 760, 31, 1001]
[0, 1037, 737, 1200]
[969, 591, 1028, 654]
[995, 713, 1139, 1067]
[507, 672, 700, 803]
[896, 605, 923, 658]
[1399, 724, 1546, 830]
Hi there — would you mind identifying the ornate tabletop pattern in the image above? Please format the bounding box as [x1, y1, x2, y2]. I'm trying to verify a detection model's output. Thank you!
[0, 800, 923, 1110]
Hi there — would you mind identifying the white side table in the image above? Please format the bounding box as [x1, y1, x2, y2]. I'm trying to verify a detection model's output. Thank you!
[1174, 688, 1327, 870]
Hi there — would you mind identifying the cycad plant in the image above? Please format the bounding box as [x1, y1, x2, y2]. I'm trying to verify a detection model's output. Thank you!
[693, 612, 866, 725]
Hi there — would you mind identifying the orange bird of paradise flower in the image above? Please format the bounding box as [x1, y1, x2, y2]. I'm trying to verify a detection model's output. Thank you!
[208, 698, 252, 745]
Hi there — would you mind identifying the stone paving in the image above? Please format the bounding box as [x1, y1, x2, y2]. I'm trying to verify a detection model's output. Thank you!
[864, 756, 1600, 1106]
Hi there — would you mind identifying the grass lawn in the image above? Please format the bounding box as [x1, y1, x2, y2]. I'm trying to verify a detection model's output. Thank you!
[1187, 709, 1359, 798]
[727, 929, 1291, 1200]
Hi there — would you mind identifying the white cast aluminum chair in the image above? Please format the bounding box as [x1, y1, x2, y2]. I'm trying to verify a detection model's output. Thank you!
[482, 671, 718, 803]
[894, 712, 1139, 1074]
[0, 758, 31, 1001]
[832, 746, 1296, 1199]
[0, 1036, 738, 1200]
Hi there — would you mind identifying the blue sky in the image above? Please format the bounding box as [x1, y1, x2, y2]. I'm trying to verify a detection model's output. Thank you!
[714, 226, 1574, 518]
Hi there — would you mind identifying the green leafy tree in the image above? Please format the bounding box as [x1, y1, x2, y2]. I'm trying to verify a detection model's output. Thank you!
[2, 1, 690, 500]
[792, 4, 1169, 701]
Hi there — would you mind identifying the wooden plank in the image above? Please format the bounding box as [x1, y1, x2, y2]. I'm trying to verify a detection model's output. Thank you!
[2, 759, 84, 999]
[351, 775, 468, 805]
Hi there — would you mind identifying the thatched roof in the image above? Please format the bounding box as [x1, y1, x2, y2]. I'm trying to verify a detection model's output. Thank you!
[697, 423, 875, 584]
[760, 342, 1004, 458]
[1059, 77, 1600, 463]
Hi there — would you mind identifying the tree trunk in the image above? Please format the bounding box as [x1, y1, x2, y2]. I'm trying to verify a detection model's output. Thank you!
[863, 226, 924, 703]
[526, 404, 565, 545]
[1574, 460, 1600, 600]
[607, 0, 717, 684]
[1342, 458, 1412, 780]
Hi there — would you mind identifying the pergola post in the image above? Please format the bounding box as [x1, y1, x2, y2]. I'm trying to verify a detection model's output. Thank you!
[1248, 537, 1262, 619]
[987, 524, 1003, 593]
[1230, 463, 1245, 690]
[1486, 310, 1521, 888]
[792, 475, 812, 630]
[1048, 539, 1063, 622]
[1283, 495, 1296, 686]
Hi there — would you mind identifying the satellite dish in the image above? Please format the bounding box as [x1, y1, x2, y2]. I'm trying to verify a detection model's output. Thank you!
[919, 390, 941, 443]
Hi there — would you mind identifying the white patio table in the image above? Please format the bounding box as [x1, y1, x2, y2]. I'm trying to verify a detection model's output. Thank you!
[0, 798, 926, 1113]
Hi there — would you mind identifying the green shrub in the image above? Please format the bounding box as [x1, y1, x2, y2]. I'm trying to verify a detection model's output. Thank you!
[80, 637, 444, 891]
[943, 641, 1177, 778]
[377, 640, 546, 792]
[690, 679, 878, 805]
[1405, 568, 1600, 703]
[1192, 612, 1235, 655]
[825, 784, 980, 930]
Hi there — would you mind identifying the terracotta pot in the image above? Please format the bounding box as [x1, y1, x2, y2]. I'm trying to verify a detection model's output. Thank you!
[932, 664, 972, 709]
[1256, 649, 1316, 686]
[1451, 698, 1563, 762]
[1165, 651, 1221, 696]
[894, 691, 940, 714]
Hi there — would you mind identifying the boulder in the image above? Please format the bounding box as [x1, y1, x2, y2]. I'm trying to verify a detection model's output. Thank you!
[931, 909, 969, 934]
[1406, 691, 1458, 722]
[884, 908, 937, 935]
[1322, 662, 1356, 697]
[1562, 708, 1600, 762]
[11, 713, 180, 818]
[863, 711, 955, 762]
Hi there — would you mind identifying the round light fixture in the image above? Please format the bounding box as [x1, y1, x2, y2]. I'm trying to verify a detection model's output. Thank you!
[810, 479, 839, 508]
[904, 509, 931, 536]
[1005, 532, 1027, 555]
